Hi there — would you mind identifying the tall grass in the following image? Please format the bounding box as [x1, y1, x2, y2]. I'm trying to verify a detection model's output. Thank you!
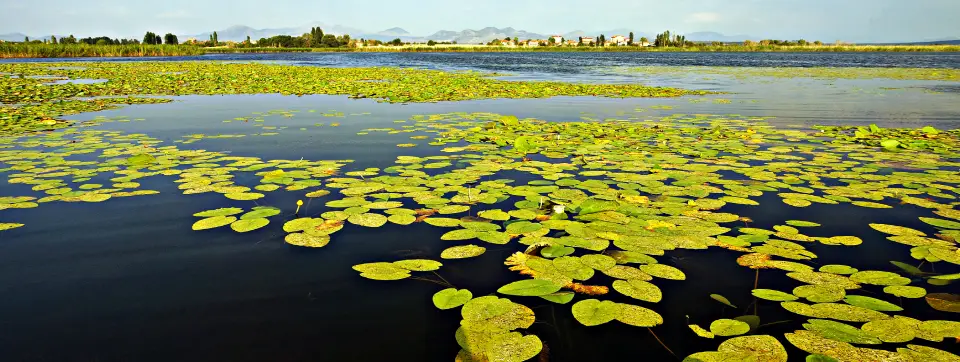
[3, 43, 958, 58]
[0, 43, 204, 58]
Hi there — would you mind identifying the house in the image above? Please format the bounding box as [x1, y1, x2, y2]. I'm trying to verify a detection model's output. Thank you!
[580, 37, 595, 45]
[499, 39, 515, 46]
[551, 35, 563, 44]
[565, 40, 577, 46]
[524, 40, 541, 47]
[610, 35, 628, 46]
[637, 41, 651, 47]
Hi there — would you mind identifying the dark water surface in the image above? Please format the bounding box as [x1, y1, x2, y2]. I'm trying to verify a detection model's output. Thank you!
[1, 53, 960, 362]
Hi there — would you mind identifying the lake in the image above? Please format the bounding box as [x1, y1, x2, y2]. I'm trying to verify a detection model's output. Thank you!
[1, 52, 958, 362]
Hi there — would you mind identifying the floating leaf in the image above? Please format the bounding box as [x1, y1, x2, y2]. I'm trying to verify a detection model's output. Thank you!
[711, 294, 737, 308]
[615, 303, 663, 327]
[194, 207, 243, 217]
[869, 223, 926, 236]
[348, 213, 388, 227]
[818, 265, 858, 275]
[571, 299, 618, 326]
[497, 279, 562, 296]
[478, 209, 510, 221]
[925, 293, 960, 313]
[433, 288, 473, 310]
[919, 217, 960, 230]
[230, 218, 269, 232]
[240, 207, 280, 219]
[849, 270, 910, 286]
[224, 192, 264, 200]
[393, 259, 442, 271]
[861, 316, 920, 343]
[752, 289, 798, 302]
[802, 319, 881, 344]
[0, 223, 25, 231]
[192, 215, 237, 230]
[539, 292, 575, 304]
[612, 279, 662, 303]
[883, 285, 927, 298]
[387, 213, 416, 225]
[639, 264, 686, 280]
[688, 324, 715, 339]
[710, 319, 750, 337]
[786, 220, 820, 227]
[441, 229, 478, 241]
[843, 295, 903, 312]
[441, 245, 486, 259]
[284, 233, 329, 248]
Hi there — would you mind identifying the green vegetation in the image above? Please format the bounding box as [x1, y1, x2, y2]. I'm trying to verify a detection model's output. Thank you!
[0, 61, 704, 133]
[614, 66, 960, 81]
[2, 61, 959, 361]
[2, 104, 958, 360]
[0, 43, 203, 58]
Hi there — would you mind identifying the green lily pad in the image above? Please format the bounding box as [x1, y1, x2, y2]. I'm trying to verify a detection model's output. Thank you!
[441, 245, 486, 259]
[869, 223, 926, 236]
[710, 319, 750, 337]
[639, 264, 686, 280]
[192, 215, 237, 230]
[539, 292, 575, 304]
[612, 279, 662, 303]
[818, 265, 858, 275]
[849, 270, 911, 286]
[393, 259, 442, 271]
[497, 279, 562, 296]
[883, 285, 927, 298]
[240, 207, 281, 219]
[433, 288, 473, 310]
[919, 217, 960, 230]
[348, 213, 388, 227]
[284, 233, 329, 248]
[862, 316, 920, 343]
[843, 295, 903, 312]
[194, 207, 244, 217]
[230, 218, 269, 232]
[802, 319, 881, 344]
[571, 299, 618, 326]
[752, 289, 799, 302]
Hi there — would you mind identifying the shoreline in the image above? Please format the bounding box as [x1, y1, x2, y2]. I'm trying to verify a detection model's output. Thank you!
[1, 43, 960, 58]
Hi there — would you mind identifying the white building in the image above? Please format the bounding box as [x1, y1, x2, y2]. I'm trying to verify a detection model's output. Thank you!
[580, 37, 595, 45]
[610, 35, 628, 46]
[551, 35, 563, 44]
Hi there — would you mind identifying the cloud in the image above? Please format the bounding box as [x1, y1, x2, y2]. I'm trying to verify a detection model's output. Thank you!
[686, 12, 720, 23]
[157, 10, 192, 19]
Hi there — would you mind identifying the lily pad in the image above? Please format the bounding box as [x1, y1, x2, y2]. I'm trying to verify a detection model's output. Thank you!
[497, 279, 562, 297]
[441, 245, 486, 259]
[752, 289, 799, 302]
[433, 288, 473, 310]
[925, 293, 960, 313]
[710, 319, 750, 337]
[230, 218, 269, 232]
[612, 279, 662, 303]
[843, 295, 903, 312]
[348, 213, 388, 227]
[194, 207, 244, 217]
[192, 215, 237, 230]
[284, 233, 329, 248]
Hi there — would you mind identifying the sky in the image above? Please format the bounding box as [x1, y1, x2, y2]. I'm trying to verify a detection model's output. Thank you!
[2, 0, 959, 43]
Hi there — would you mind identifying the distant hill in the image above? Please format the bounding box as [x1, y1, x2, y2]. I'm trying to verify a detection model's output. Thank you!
[0, 32, 29, 42]
[180, 23, 363, 42]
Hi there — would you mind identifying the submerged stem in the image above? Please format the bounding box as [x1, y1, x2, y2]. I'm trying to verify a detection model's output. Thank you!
[647, 328, 679, 360]
[430, 271, 454, 288]
[410, 276, 453, 288]
[753, 269, 759, 316]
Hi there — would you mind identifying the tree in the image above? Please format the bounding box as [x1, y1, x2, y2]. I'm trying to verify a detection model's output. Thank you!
[164, 33, 178, 45]
[640, 36, 648, 45]
[143, 32, 156, 45]
[155, 34, 162, 45]
[744, 40, 755, 46]
[389, 37, 402, 46]
[213, 31, 218, 46]
[246, 35, 251, 46]
[578, 36, 583, 46]
[814, 40, 823, 46]
[50, 35, 57, 44]
[599, 34, 605, 46]
[548, 37, 555, 45]
[323, 34, 341, 47]
[427, 40, 436, 46]
[628, 32, 634, 45]
[24, 36, 29, 43]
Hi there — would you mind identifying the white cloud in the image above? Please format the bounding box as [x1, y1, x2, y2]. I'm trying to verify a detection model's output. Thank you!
[686, 12, 720, 23]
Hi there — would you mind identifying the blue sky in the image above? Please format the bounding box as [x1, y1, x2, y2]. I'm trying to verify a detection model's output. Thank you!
[2, 0, 958, 42]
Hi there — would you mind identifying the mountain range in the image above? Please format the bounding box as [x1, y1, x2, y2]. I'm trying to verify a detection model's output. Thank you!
[2, 24, 957, 45]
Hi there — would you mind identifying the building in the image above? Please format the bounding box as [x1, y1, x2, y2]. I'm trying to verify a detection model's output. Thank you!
[610, 35, 628, 46]
[499, 39, 515, 46]
[565, 40, 577, 46]
[580, 37, 595, 45]
[551, 35, 563, 44]
[524, 40, 541, 47]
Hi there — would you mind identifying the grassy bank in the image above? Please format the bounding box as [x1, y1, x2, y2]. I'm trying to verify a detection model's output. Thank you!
[0, 43, 204, 58]
[3, 43, 959, 58]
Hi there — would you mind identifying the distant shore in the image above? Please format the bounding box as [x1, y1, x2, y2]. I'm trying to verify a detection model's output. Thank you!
[2, 43, 959, 58]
